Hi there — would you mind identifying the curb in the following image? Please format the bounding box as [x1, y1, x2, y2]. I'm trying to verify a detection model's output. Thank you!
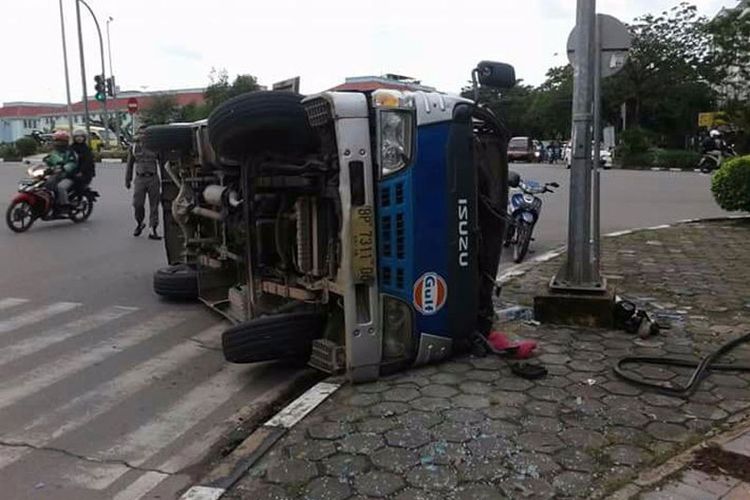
[606, 413, 750, 500]
[496, 215, 750, 285]
[179, 379, 342, 500]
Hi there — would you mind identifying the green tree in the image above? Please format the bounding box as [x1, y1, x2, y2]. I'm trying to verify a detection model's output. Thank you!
[607, 3, 717, 146]
[705, 6, 750, 99]
[204, 69, 261, 113]
[142, 94, 179, 125]
[527, 65, 574, 139]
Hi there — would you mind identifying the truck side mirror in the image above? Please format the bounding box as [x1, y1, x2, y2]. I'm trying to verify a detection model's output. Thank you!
[476, 61, 516, 89]
[508, 171, 521, 188]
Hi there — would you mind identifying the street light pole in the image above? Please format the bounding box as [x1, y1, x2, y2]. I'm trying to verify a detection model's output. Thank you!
[551, 0, 602, 291]
[77, 0, 110, 145]
[592, 15, 602, 267]
[106, 16, 121, 145]
[75, 0, 91, 141]
[58, 0, 74, 133]
[106, 17, 114, 79]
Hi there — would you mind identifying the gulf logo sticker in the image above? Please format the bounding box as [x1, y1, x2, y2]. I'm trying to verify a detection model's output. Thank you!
[413, 272, 448, 315]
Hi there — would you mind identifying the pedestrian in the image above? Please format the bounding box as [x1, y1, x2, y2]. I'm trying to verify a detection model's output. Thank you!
[125, 126, 162, 240]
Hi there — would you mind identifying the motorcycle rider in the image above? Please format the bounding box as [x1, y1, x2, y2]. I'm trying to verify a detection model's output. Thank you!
[702, 129, 726, 155]
[71, 128, 96, 187]
[701, 129, 732, 172]
[125, 125, 162, 240]
[44, 130, 79, 210]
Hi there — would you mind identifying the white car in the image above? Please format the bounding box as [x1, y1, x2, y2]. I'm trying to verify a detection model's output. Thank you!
[565, 143, 612, 169]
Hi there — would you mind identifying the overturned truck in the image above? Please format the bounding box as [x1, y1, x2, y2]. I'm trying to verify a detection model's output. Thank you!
[144, 61, 515, 383]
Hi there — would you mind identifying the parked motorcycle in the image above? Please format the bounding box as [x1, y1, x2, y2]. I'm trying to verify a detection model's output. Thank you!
[504, 175, 559, 263]
[699, 145, 737, 173]
[5, 164, 99, 233]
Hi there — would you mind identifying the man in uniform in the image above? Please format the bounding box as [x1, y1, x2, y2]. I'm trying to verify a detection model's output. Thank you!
[125, 126, 162, 239]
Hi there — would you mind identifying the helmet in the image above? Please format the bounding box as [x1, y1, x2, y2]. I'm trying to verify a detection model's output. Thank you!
[710, 129, 721, 138]
[72, 128, 87, 139]
[52, 130, 70, 144]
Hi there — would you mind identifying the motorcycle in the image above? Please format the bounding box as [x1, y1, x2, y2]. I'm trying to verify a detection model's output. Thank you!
[504, 176, 559, 263]
[5, 164, 99, 233]
[699, 145, 737, 173]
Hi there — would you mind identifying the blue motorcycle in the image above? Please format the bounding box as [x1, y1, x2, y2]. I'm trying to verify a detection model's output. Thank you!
[504, 175, 559, 263]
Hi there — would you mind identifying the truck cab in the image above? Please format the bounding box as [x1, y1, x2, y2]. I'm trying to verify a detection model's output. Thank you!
[146, 61, 515, 383]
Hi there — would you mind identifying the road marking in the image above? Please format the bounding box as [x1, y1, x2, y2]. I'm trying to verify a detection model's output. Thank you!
[99, 364, 251, 468]
[69, 364, 251, 491]
[181, 486, 225, 500]
[111, 471, 171, 500]
[6, 324, 226, 449]
[0, 302, 81, 335]
[0, 306, 137, 368]
[0, 445, 29, 470]
[265, 381, 341, 429]
[0, 298, 29, 312]
[0, 312, 186, 411]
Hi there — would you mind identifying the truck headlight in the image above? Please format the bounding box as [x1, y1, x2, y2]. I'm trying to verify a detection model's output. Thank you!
[382, 296, 414, 360]
[373, 90, 415, 178]
[378, 111, 414, 177]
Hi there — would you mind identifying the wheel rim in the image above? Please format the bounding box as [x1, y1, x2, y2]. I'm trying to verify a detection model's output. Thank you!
[514, 224, 530, 262]
[70, 196, 91, 221]
[9, 202, 33, 231]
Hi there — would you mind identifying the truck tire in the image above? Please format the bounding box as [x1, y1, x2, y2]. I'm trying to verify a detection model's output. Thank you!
[153, 264, 198, 300]
[143, 125, 193, 154]
[208, 91, 318, 160]
[222, 312, 326, 364]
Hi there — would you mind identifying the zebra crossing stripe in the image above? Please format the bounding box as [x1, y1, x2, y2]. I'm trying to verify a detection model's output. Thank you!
[10, 324, 226, 448]
[0, 311, 186, 410]
[0, 302, 81, 334]
[0, 298, 29, 311]
[0, 306, 137, 368]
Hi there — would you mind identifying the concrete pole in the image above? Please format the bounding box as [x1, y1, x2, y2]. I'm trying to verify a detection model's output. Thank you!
[106, 18, 114, 80]
[592, 14, 602, 268]
[75, 0, 91, 142]
[79, 0, 110, 146]
[58, 0, 74, 133]
[106, 17, 122, 146]
[552, 0, 603, 291]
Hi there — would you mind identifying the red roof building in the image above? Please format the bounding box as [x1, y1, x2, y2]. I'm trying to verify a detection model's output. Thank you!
[1, 88, 205, 143]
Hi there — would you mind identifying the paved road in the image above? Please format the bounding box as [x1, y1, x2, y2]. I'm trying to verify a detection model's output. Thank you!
[0, 162, 299, 500]
[500, 163, 728, 266]
[0, 161, 727, 499]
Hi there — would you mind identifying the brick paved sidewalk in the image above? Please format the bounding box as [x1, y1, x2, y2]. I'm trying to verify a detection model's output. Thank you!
[633, 425, 750, 499]
[226, 219, 750, 500]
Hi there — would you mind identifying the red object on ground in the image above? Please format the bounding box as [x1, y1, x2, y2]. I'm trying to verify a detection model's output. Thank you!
[488, 331, 538, 359]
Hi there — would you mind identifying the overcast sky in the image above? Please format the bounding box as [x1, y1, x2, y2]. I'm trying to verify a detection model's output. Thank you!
[0, 0, 733, 104]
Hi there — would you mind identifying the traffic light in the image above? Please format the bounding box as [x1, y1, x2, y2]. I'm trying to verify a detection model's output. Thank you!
[94, 74, 106, 102]
[106, 76, 115, 97]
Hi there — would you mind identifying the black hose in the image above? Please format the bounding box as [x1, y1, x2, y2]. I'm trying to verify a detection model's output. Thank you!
[614, 332, 750, 398]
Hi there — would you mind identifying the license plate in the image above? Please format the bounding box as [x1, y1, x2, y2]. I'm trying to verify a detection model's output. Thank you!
[351, 205, 375, 283]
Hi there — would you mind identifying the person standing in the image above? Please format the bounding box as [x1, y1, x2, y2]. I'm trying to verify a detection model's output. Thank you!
[125, 126, 162, 239]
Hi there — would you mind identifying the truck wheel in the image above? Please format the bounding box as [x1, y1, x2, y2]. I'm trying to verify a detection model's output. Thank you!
[153, 264, 198, 300]
[208, 91, 318, 160]
[143, 125, 193, 154]
[222, 312, 326, 364]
